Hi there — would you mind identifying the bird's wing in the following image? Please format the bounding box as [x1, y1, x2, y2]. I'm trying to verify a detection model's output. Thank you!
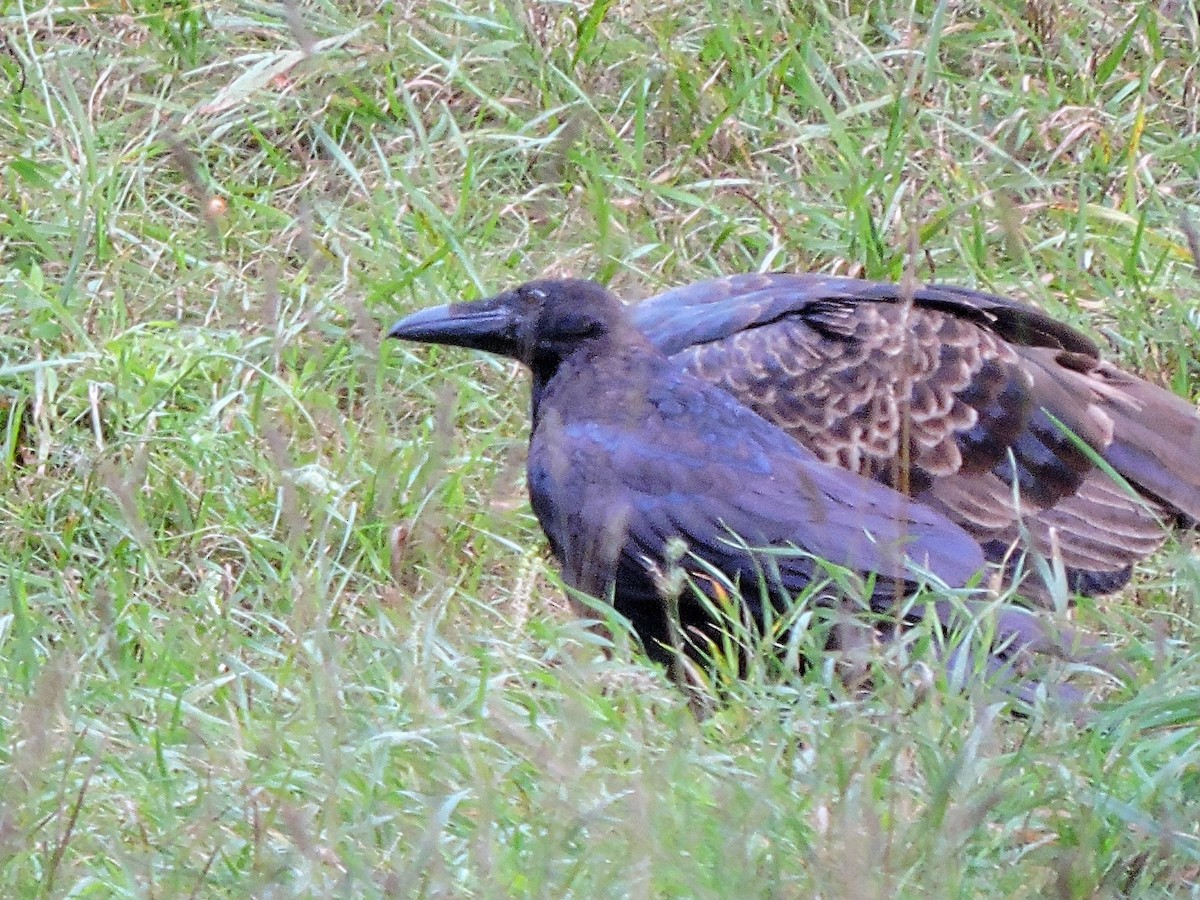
[528, 385, 985, 607]
[632, 273, 1190, 591]
[636, 274, 1108, 501]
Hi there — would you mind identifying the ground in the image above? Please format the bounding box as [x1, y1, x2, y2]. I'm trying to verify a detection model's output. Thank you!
[0, 0, 1198, 895]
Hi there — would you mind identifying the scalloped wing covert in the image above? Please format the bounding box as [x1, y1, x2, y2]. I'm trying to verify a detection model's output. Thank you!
[634, 273, 1198, 597]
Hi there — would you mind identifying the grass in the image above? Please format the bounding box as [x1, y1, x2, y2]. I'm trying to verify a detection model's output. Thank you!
[1, 0, 1199, 894]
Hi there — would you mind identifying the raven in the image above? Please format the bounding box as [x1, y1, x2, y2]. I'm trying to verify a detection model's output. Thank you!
[633, 273, 1200, 598]
[388, 279, 1092, 697]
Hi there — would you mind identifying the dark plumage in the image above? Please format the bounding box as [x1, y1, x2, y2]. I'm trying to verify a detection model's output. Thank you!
[633, 273, 1200, 599]
[387, 279, 1094, 700]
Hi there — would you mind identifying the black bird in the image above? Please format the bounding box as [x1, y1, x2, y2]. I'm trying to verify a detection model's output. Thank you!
[388, 279, 1090, 696]
[633, 273, 1200, 599]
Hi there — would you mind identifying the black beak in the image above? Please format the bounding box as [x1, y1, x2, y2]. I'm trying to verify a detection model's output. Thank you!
[387, 296, 517, 355]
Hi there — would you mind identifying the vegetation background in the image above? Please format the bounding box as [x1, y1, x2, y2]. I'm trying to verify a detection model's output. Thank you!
[1, 0, 1198, 895]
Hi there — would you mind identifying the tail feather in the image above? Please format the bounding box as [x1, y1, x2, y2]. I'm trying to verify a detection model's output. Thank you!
[1095, 362, 1200, 524]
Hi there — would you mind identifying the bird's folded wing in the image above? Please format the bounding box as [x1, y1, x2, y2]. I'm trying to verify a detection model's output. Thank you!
[540, 416, 985, 598]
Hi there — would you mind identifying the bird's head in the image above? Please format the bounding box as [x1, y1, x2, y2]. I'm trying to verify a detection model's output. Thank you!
[388, 278, 637, 368]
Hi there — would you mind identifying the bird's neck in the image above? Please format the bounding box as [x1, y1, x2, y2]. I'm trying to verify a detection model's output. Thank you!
[530, 331, 664, 420]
